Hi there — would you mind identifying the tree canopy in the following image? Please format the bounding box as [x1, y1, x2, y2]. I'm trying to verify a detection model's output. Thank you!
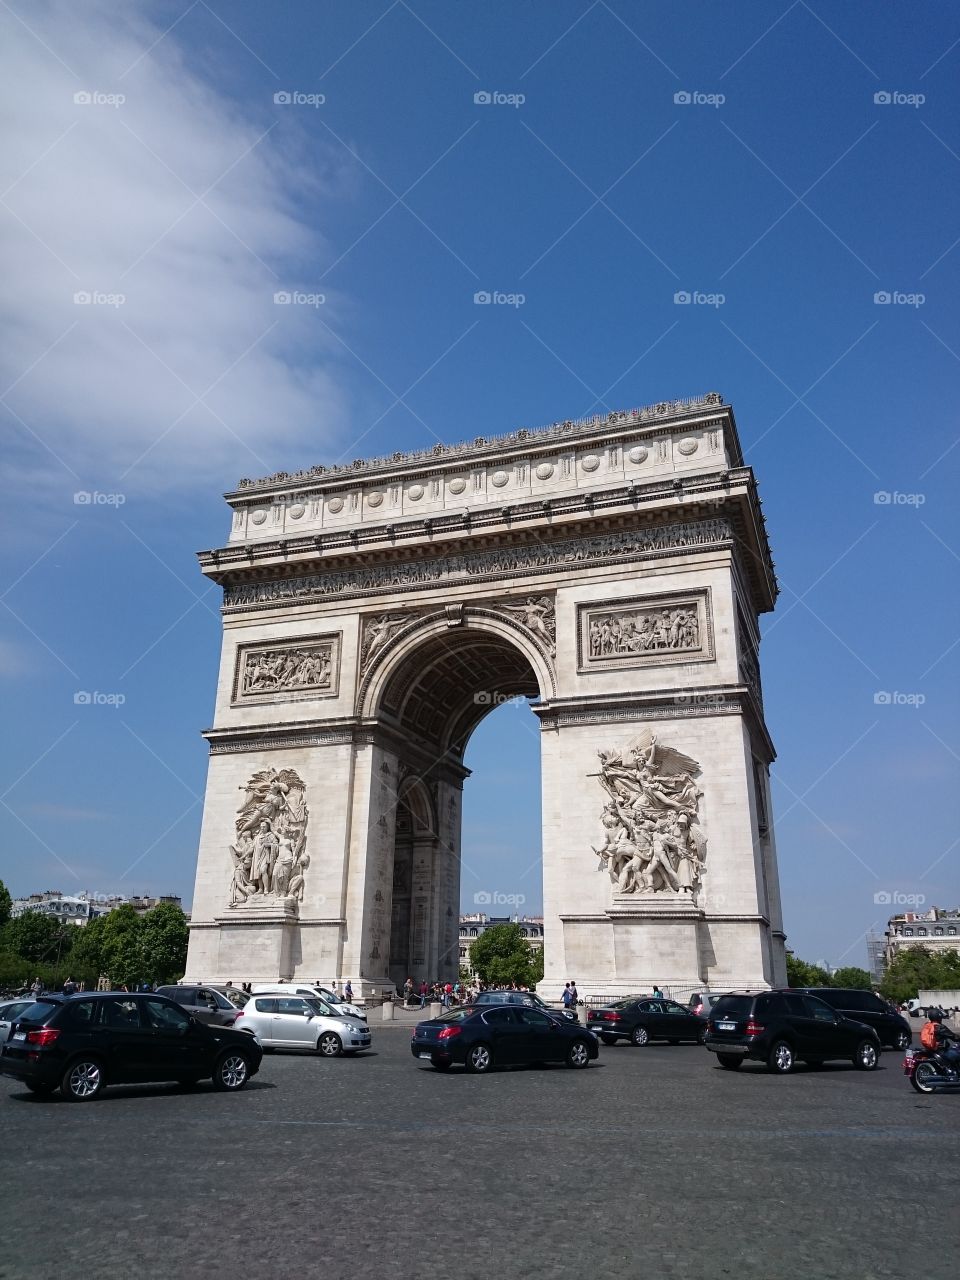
[0, 879, 12, 929]
[469, 923, 541, 988]
[879, 946, 960, 1004]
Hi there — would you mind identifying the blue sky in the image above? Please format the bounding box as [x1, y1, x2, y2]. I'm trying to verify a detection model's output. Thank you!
[2, 1, 958, 970]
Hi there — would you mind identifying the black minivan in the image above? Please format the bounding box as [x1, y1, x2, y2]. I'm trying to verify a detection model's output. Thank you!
[798, 988, 911, 1050]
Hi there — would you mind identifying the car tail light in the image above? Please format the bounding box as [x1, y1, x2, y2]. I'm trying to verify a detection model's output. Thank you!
[605, 1012, 621, 1021]
[25, 1027, 61, 1046]
[437, 1026, 462, 1041]
[744, 1019, 764, 1037]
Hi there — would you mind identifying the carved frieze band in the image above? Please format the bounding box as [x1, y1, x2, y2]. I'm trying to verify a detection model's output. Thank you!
[231, 633, 341, 706]
[223, 517, 734, 612]
[577, 589, 713, 673]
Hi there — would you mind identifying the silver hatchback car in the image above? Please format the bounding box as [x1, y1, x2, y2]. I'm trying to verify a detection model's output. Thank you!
[236, 993, 371, 1057]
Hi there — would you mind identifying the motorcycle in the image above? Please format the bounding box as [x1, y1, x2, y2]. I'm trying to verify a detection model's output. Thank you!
[903, 1044, 960, 1093]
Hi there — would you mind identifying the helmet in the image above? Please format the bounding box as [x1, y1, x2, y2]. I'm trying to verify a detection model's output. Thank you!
[927, 1007, 944, 1022]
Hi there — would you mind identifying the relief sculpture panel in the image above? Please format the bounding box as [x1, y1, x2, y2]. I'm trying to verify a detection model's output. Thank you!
[232, 634, 340, 704]
[577, 590, 713, 671]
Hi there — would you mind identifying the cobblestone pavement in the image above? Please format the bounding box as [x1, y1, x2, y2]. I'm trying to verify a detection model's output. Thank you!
[1, 1028, 957, 1279]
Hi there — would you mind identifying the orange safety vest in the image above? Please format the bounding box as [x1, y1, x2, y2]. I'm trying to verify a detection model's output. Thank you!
[920, 1020, 939, 1050]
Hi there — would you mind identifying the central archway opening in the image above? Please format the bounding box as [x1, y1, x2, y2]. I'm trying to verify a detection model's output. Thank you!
[368, 617, 548, 989]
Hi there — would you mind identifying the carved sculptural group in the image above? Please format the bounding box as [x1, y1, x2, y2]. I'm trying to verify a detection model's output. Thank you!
[229, 768, 310, 907]
[241, 645, 332, 696]
[592, 733, 707, 899]
[588, 606, 699, 659]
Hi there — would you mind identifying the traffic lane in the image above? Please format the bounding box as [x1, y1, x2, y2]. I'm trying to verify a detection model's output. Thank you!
[1, 1038, 957, 1280]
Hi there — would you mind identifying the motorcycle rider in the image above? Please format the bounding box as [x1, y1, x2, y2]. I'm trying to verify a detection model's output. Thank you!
[920, 1007, 960, 1070]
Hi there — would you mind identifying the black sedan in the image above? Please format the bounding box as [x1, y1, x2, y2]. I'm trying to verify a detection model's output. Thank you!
[587, 997, 707, 1046]
[411, 1004, 599, 1073]
[0, 991, 262, 1101]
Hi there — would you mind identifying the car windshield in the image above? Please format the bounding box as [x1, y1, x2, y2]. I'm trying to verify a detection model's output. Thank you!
[14, 1000, 60, 1024]
[305, 998, 334, 1016]
[712, 996, 753, 1017]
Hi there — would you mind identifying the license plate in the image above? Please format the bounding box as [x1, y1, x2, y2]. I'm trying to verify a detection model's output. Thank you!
[418, 1052, 432, 1060]
[12, 1032, 25, 1041]
[716, 1022, 736, 1031]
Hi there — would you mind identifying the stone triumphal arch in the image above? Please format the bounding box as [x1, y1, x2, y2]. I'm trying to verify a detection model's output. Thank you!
[185, 393, 787, 997]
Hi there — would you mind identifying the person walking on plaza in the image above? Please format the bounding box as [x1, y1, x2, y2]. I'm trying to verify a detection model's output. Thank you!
[30, 975, 43, 997]
[569, 980, 579, 1006]
[562, 982, 574, 1010]
[344, 979, 353, 1003]
[403, 977, 414, 1008]
[419, 980, 428, 1008]
[652, 983, 663, 999]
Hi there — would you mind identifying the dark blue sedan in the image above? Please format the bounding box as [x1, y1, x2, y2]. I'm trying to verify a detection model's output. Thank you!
[411, 1004, 599, 1073]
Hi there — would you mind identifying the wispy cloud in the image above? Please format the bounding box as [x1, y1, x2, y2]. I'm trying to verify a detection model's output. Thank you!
[0, 0, 349, 494]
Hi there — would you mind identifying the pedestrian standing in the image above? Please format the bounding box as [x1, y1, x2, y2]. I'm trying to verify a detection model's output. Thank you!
[344, 979, 353, 1003]
[561, 982, 574, 1010]
[652, 983, 663, 999]
[62, 975, 77, 996]
[570, 980, 579, 1006]
[403, 976, 414, 1008]
[419, 980, 428, 1009]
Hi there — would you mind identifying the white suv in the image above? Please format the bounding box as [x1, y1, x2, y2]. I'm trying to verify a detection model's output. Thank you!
[250, 983, 366, 1022]
[237, 993, 370, 1057]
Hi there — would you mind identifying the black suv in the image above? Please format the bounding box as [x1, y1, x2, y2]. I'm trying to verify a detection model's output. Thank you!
[472, 990, 578, 1023]
[798, 988, 911, 1050]
[704, 989, 881, 1074]
[0, 991, 262, 1101]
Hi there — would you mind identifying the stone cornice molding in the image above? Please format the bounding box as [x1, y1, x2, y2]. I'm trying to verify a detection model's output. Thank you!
[229, 393, 731, 496]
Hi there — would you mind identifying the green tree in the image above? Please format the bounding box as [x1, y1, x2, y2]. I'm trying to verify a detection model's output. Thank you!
[785, 954, 831, 988]
[2, 910, 71, 965]
[139, 903, 188, 984]
[0, 879, 12, 928]
[99, 904, 144, 988]
[470, 924, 539, 988]
[527, 945, 545, 987]
[879, 946, 960, 1004]
[830, 966, 872, 990]
[70, 914, 107, 980]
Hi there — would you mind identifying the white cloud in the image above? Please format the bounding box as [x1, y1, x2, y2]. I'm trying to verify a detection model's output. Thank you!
[0, 0, 349, 493]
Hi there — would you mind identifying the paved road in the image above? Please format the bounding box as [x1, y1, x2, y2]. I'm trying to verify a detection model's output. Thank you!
[1, 1028, 957, 1279]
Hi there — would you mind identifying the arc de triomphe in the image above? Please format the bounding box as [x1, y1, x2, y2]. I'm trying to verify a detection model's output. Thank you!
[185, 392, 787, 997]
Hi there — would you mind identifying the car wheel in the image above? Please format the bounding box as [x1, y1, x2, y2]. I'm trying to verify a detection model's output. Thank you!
[431, 1058, 452, 1071]
[853, 1039, 879, 1071]
[211, 1051, 250, 1091]
[631, 1025, 649, 1047]
[717, 1054, 743, 1070]
[600, 1034, 618, 1046]
[566, 1039, 591, 1069]
[894, 1029, 910, 1051]
[318, 1032, 343, 1058]
[465, 1043, 493, 1074]
[61, 1058, 105, 1102]
[911, 1060, 938, 1094]
[767, 1040, 794, 1073]
[24, 1080, 55, 1095]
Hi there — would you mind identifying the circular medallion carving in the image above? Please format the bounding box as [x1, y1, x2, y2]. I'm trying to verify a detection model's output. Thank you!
[627, 446, 648, 465]
[448, 477, 467, 495]
[678, 437, 699, 456]
[535, 462, 554, 480]
[491, 471, 509, 488]
[287, 503, 305, 519]
[250, 509, 267, 525]
[327, 497, 344, 514]
[407, 484, 424, 501]
[580, 454, 601, 472]
[366, 491, 384, 508]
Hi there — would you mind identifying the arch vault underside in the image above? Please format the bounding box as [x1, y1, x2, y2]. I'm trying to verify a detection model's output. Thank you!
[186, 394, 788, 997]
